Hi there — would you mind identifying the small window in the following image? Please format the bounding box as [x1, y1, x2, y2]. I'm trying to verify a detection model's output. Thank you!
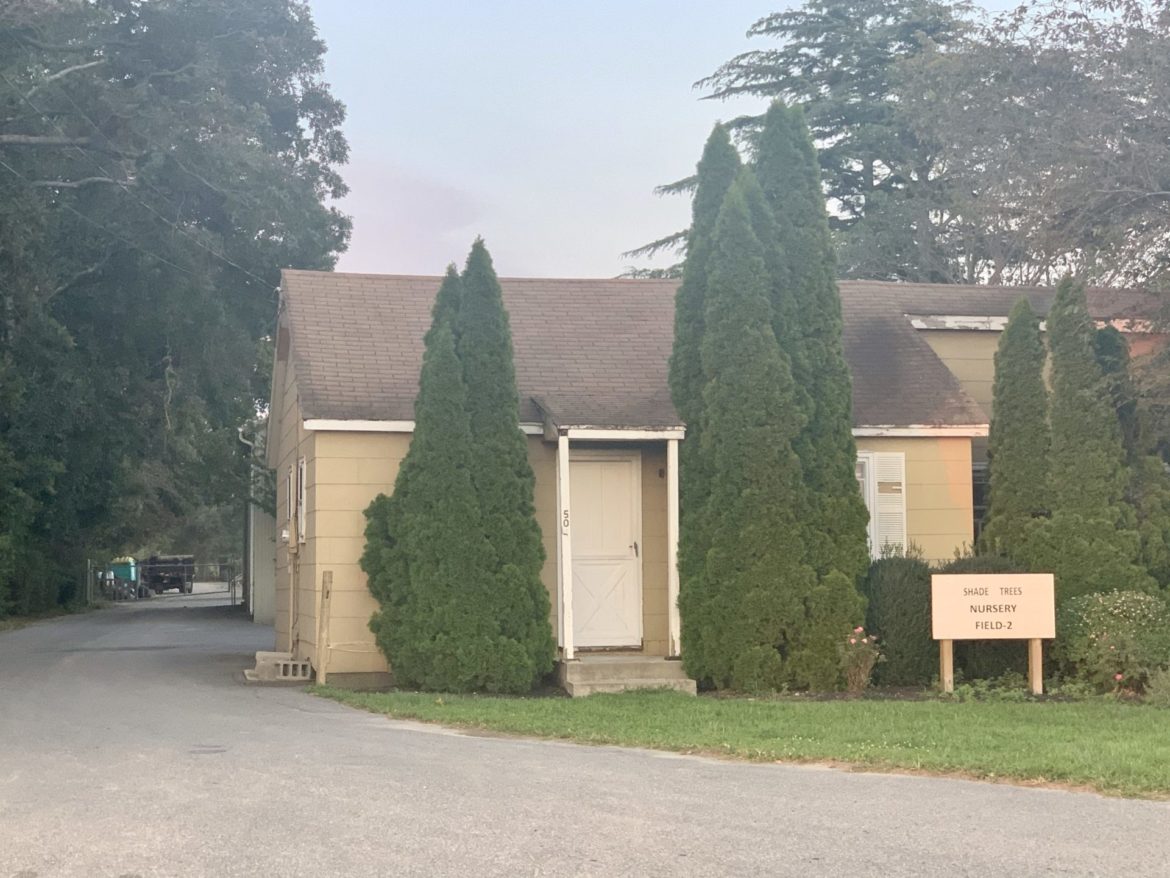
[286, 467, 294, 529]
[972, 462, 989, 545]
[296, 457, 307, 544]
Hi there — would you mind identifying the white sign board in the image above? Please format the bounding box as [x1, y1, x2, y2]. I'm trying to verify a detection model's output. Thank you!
[931, 573, 1056, 641]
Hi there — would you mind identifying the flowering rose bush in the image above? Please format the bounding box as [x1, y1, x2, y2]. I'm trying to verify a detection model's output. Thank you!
[1056, 590, 1170, 694]
[837, 626, 884, 694]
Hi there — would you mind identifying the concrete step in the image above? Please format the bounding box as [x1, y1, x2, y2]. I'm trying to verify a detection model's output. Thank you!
[244, 651, 313, 683]
[563, 677, 698, 697]
[562, 656, 691, 684]
[559, 656, 696, 696]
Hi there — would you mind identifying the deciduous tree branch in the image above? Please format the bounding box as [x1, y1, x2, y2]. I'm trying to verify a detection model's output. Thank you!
[0, 133, 90, 147]
[31, 175, 127, 189]
[25, 58, 105, 100]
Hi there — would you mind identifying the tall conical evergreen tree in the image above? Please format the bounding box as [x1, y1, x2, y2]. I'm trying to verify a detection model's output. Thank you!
[426, 264, 463, 345]
[363, 316, 501, 689]
[1021, 278, 1154, 597]
[753, 101, 870, 584]
[362, 266, 465, 664]
[670, 125, 742, 654]
[457, 238, 555, 687]
[670, 125, 741, 435]
[1094, 326, 1170, 588]
[680, 175, 819, 691]
[981, 298, 1050, 558]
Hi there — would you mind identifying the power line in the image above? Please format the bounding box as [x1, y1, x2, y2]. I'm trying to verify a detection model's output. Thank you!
[0, 69, 274, 289]
[0, 155, 195, 278]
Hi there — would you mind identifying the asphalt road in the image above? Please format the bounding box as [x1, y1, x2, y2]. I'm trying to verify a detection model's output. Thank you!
[1, 590, 1168, 878]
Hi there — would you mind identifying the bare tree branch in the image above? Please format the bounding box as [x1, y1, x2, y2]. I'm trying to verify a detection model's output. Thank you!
[25, 58, 105, 101]
[50, 250, 113, 299]
[0, 133, 91, 147]
[31, 175, 128, 189]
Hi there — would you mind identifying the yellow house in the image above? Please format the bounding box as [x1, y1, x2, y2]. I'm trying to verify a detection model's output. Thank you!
[265, 271, 1158, 691]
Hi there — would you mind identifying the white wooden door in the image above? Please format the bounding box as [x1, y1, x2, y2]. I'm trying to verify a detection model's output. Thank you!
[570, 453, 642, 648]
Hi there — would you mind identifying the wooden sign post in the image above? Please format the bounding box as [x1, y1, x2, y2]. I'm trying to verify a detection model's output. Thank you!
[931, 573, 1056, 695]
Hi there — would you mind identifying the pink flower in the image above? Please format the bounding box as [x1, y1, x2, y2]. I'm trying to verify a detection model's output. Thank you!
[849, 638, 857, 645]
[1114, 673, 1124, 681]
[854, 626, 864, 633]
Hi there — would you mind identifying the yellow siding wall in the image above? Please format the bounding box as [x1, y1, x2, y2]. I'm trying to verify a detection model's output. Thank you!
[639, 445, 670, 656]
[918, 330, 999, 416]
[856, 437, 974, 563]
[271, 345, 316, 662]
[918, 330, 998, 461]
[310, 431, 412, 679]
[528, 438, 559, 636]
[272, 421, 676, 681]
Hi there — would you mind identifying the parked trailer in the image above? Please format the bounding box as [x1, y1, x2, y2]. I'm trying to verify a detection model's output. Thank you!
[140, 555, 195, 594]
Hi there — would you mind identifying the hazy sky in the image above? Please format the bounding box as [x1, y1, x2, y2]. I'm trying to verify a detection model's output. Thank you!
[307, 1, 779, 277]
[306, 2, 1007, 279]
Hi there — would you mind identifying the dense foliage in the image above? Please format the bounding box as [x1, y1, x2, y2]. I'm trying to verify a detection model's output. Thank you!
[677, 159, 864, 691]
[669, 125, 741, 605]
[0, 0, 348, 615]
[363, 243, 554, 694]
[1020, 280, 1154, 598]
[862, 553, 934, 687]
[981, 299, 1049, 558]
[754, 103, 870, 585]
[1057, 590, 1170, 693]
[679, 176, 820, 691]
[364, 320, 501, 690]
[456, 240, 555, 687]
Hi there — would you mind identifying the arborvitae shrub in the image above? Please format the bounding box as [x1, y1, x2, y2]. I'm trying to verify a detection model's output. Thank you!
[680, 174, 818, 691]
[672, 125, 742, 643]
[862, 552, 934, 686]
[457, 239, 555, 687]
[363, 250, 554, 694]
[753, 101, 870, 586]
[1023, 279, 1154, 598]
[981, 298, 1050, 559]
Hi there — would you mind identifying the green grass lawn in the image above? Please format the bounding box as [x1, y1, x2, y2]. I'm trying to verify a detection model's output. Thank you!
[314, 686, 1170, 798]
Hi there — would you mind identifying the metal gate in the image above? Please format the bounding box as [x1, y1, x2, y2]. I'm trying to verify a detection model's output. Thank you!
[87, 558, 241, 605]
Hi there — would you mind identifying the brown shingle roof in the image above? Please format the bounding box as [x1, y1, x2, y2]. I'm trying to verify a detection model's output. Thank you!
[279, 271, 1156, 431]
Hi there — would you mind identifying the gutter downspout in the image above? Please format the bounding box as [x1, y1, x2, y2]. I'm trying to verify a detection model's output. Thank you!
[237, 425, 255, 616]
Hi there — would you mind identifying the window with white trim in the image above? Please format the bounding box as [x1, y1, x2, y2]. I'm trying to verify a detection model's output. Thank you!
[855, 451, 907, 559]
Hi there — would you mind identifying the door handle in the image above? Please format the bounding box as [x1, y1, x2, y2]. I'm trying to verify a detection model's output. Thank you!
[631, 541, 639, 558]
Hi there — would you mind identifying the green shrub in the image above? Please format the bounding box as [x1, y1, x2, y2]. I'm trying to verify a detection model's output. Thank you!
[935, 553, 1030, 680]
[1146, 667, 1170, 708]
[862, 552, 934, 686]
[1056, 590, 1170, 693]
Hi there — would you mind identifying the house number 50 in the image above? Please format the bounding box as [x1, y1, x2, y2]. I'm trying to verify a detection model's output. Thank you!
[562, 509, 570, 530]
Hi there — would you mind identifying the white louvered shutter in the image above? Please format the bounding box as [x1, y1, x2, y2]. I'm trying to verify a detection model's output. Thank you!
[874, 452, 906, 555]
